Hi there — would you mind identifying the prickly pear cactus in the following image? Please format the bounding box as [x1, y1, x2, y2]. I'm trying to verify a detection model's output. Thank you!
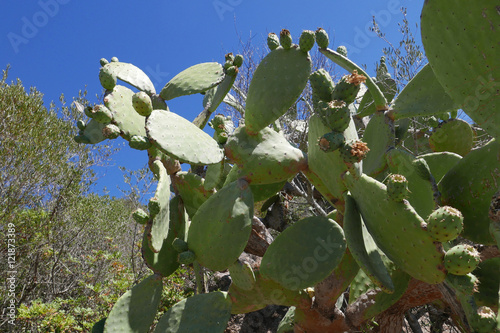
[73, 6, 500, 331]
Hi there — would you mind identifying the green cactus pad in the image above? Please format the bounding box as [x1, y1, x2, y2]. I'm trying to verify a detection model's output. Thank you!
[160, 62, 225, 101]
[228, 271, 311, 314]
[228, 260, 256, 291]
[201, 71, 237, 114]
[439, 139, 500, 244]
[91, 318, 106, 333]
[203, 161, 225, 191]
[427, 206, 464, 242]
[78, 119, 106, 144]
[344, 194, 394, 293]
[103, 61, 155, 95]
[103, 274, 162, 333]
[142, 196, 187, 277]
[362, 112, 394, 177]
[260, 216, 346, 291]
[224, 126, 307, 184]
[389, 64, 456, 120]
[307, 114, 358, 201]
[146, 160, 171, 253]
[421, 0, 500, 139]
[385, 148, 435, 219]
[244, 47, 311, 134]
[418, 152, 462, 183]
[103, 85, 146, 140]
[146, 110, 224, 165]
[343, 172, 446, 284]
[444, 244, 481, 276]
[474, 258, 500, 309]
[349, 268, 376, 304]
[154, 291, 232, 333]
[174, 171, 214, 218]
[429, 119, 474, 157]
[188, 179, 253, 271]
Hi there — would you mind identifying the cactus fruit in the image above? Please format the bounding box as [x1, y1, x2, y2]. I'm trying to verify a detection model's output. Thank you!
[177, 250, 196, 265]
[132, 208, 149, 225]
[99, 67, 117, 90]
[132, 91, 153, 117]
[233, 54, 244, 67]
[102, 123, 121, 139]
[279, 29, 293, 50]
[336, 45, 348, 57]
[332, 70, 367, 105]
[110, 56, 119, 62]
[426, 206, 464, 242]
[471, 306, 498, 333]
[99, 58, 109, 66]
[267, 32, 280, 50]
[318, 131, 344, 152]
[445, 273, 478, 296]
[317, 99, 351, 132]
[340, 140, 370, 164]
[76, 120, 86, 131]
[309, 69, 335, 102]
[225, 52, 235, 62]
[299, 30, 315, 52]
[315, 28, 329, 49]
[90, 105, 113, 124]
[225, 65, 238, 76]
[386, 174, 409, 202]
[444, 244, 481, 276]
[129, 135, 152, 150]
[171, 238, 188, 253]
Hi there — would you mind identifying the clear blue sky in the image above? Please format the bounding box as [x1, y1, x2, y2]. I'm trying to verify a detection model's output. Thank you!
[0, 0, 423, 198]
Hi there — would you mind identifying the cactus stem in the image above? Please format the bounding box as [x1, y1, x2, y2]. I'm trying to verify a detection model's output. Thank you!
[319, 48, 388, 110]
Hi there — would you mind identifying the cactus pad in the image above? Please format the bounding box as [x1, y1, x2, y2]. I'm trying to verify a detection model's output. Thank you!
[260, 216, 346, 290]
[224, 126, 307, 184]
[160, 62, 225, 101]
[146, 110, 224, 165]
[103, 61, 156, 95]
[244, 46, 311, 134]
[187, 179, 253, 271]
[389, 64, 456, 120]
[103, 85, 147, 140]
[439, 139, 500, 244]
[343, 172, 446, 284]
[154, 291, 232, 333]
[173, 171, 214, 218]
[228, 260, 256, 291]
[429, 119, 474, 157]
[362, 112, 394, 177]
[103, 274, 162, 333]
[132, 91, 153, 117]
[421, 0, 500, 139]
[344, 194, 394, 293]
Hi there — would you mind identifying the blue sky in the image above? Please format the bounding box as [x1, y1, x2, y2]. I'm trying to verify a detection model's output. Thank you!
[0, 0, 423, 198]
